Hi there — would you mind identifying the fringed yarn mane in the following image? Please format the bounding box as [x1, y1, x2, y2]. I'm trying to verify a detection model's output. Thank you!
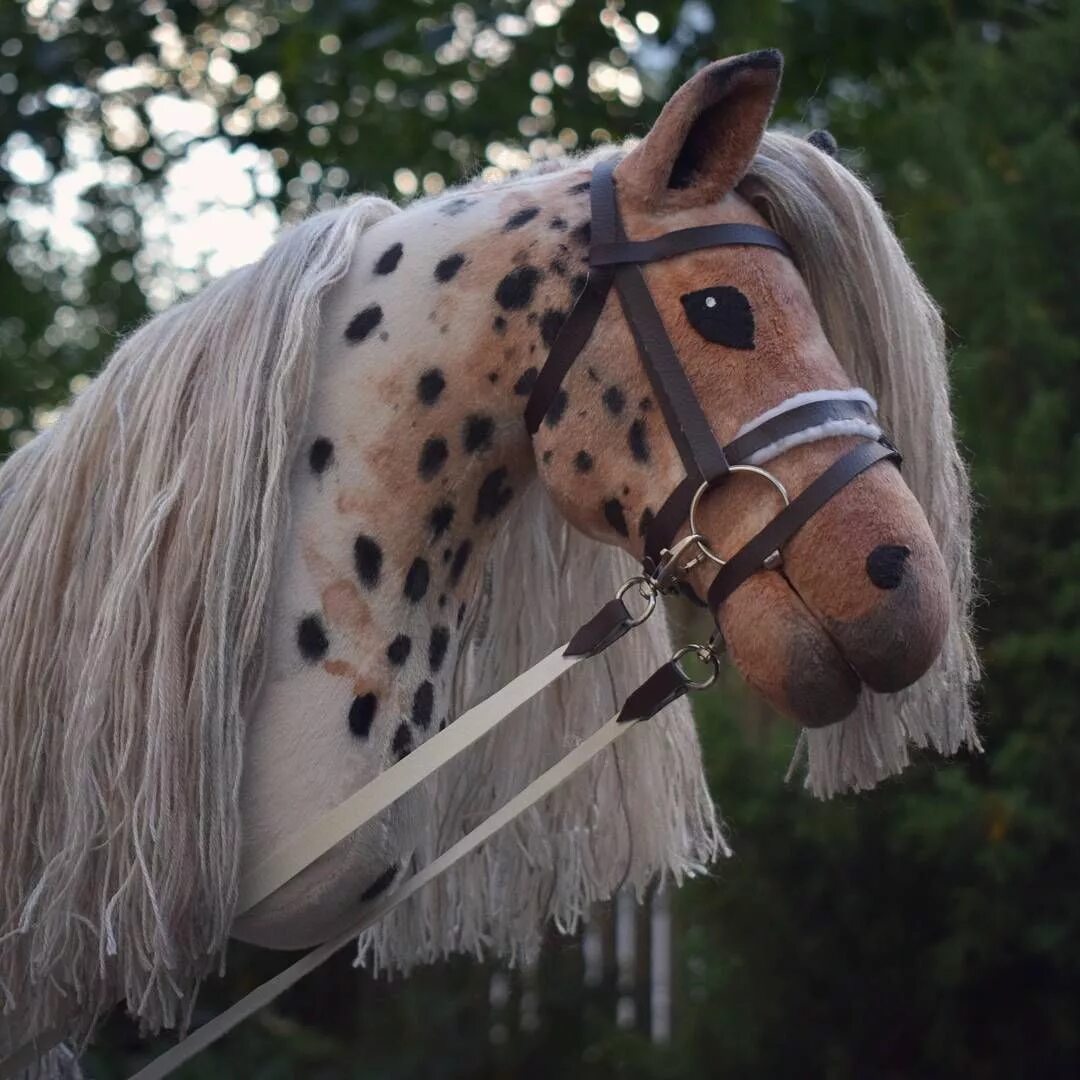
[355, 484, 722, 973]
[740, 132, 979, 792]
[0, 195, 397, 1052]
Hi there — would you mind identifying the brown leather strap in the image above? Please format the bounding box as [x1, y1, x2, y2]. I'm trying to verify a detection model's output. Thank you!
[524, 157, 621, 434]
[616, 661, 688, 724]
[590, 223, 792, 267]
[563, 596, 637, 658]
[523, 265, 614, 433]
[707, 440, 900, 613]
[612, 261, 730, 483]
[642, 396, 881, 568]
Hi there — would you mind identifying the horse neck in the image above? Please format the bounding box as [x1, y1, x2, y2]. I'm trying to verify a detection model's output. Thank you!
[242, 168, 593, 857]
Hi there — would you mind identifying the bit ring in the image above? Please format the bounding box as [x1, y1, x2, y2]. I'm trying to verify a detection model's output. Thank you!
[688, 466, 790, 568]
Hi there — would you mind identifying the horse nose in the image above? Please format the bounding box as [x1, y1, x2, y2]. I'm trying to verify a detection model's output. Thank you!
[866, 544, 911, 590]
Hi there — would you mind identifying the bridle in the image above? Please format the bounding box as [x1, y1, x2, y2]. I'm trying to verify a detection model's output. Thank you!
[529, 156, 899, 625]
[1, 158, 903, 1080]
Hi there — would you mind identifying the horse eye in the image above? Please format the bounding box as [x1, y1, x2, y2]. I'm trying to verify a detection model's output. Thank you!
[680, 286, 755, 350]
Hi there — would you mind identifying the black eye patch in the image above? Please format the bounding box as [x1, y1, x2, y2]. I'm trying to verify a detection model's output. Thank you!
[680, 286, 755, 350]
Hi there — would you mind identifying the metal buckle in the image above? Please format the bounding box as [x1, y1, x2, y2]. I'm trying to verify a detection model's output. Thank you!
[687, 465, 790, 569]
[615, 575, 658, 627]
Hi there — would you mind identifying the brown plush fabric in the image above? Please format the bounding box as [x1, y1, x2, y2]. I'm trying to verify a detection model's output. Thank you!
[615, 50, 783, 212]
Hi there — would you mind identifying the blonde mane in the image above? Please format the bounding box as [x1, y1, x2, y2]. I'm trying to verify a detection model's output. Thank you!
[742, 132, 979, 792]
[0, 195, 397, 1049]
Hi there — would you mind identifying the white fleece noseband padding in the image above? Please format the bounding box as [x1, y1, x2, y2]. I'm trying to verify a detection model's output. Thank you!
[735, 388, 881, 467]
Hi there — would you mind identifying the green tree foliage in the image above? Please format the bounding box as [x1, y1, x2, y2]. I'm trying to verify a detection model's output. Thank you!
[1, 1, 1077, 1076]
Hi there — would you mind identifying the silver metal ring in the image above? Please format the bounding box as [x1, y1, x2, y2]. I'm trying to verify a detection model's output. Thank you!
[687, 466, 790, 567]
[672, 644, 721, 691]
[615, 576, 657, 627]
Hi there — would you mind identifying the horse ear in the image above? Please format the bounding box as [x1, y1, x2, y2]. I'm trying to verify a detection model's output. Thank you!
[616, 50, 783, 211]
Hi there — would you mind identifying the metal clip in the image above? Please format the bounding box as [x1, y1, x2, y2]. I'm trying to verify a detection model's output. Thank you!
[615, 575, 658, 627]
[671, 641, 722, 691]
[649, 532, 708, 594]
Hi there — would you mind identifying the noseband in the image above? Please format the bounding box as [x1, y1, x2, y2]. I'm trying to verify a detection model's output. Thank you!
[524, 157, 900, 625]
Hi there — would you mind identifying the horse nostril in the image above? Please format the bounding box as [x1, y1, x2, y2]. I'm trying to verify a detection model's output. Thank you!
[866, 544, 911, 589]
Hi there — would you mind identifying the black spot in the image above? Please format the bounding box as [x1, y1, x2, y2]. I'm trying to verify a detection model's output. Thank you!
[412, 680, 435, 729]
[443, 547, 452, 563]
[488, 371, 499, 384]
[586, 366, 601, 382]
[541, 449, 553, 465]
[438, 593, 446, 608]
[440, 196, 475, 216]
[309, 437, 334, 475]
[640, 397, 652, 410]
[493, 315, 507, 334]
[387, 634, 412, 666]
[392, 722, 413, 760]
[475, 468, 513, 523]
[550, 255, 568, 276]
[570, 273, 588, 299]
[435, 252, 466, 282]
[450, 539, 472, 585]
[568, 179, 591, 194]
[457, 602, 467, 627]
[354, 535, 383, 587]
[417, 368, 445, 405]
[638, 507, 655, 538]
[495, 265, 541, 310]
[429, 625, 450, 672]
[574, 450, 593, 473]
[504, 206, 540, 230]
[296, 614, 329, 662]
[629, 418, 650, 463]
[544, 389, 569, 428]
[604, 498, 629, 538]
[349, 693, 378, 738]
[550, 215, 567, 231]
[571, 221, 591, 247]
[429, 502, 455, 540]
[540, 309, 567, 348]
[526, 312, 538, 325]
[359, 863, 399, 902]
[680, 286, 755, 349]
[464, 414, 495, 453]
[374, 242, 403, 275]
[345, 303, 383, 343]
[404, 557, 430, 603]
[602, 386, 625, 416]
[514, 367, 538, 396]
[867, 544, 911, 590]
[419, 437, 449, 480]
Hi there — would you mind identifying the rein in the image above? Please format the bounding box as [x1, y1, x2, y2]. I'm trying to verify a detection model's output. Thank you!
[0, 157, 901, 1080]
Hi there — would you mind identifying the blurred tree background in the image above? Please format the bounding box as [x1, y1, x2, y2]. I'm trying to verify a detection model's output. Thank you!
[2, 0, 1077, 1076]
